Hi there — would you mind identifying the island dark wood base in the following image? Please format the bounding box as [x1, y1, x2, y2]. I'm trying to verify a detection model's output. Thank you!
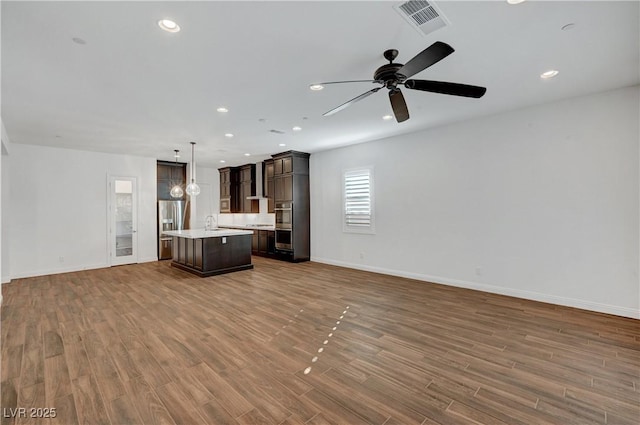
[171, 233, 253, 277]
[171, 261, 253, 277]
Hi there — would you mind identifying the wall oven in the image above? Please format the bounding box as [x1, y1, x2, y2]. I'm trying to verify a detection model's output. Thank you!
[275, 229, 292, 251]
[274, 202, 292, 230]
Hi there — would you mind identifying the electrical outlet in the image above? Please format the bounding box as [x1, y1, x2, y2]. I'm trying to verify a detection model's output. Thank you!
[59, 256, 65, 263]
[475, 266, 483, 276]
[359, 252, 364, 259]
[222, 237, 227, 244]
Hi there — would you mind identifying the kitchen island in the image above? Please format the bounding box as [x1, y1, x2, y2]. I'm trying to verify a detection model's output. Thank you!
[162, 229, 254, 277]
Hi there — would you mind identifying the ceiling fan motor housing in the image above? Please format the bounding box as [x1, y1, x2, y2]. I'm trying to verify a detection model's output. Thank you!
[374, 63, 405, 87]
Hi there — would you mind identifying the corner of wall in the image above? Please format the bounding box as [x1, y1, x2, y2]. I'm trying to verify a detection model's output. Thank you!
[1, 121, 11, 156]
[0, 119, 9, 291]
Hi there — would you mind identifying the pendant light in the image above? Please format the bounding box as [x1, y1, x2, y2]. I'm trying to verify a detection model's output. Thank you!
[185, 142, 201, 196]
[169, 150, 184, 198]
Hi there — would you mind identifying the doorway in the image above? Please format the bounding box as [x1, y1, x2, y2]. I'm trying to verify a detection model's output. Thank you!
[109, 176, 138, 266]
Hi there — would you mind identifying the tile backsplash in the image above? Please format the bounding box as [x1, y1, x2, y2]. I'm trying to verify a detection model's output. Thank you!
[217, 213, 275, 227]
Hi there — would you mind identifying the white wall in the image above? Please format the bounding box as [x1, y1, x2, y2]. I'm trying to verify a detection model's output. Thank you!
[310, 86, 640, 319]
[8, 144, 157, 279]
[1, 145, 9, 283]
[1, 121, 10, 284]
[189, 165, 220, 229]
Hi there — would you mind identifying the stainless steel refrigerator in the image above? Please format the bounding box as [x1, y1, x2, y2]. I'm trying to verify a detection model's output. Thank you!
[158, 200, 190, 259]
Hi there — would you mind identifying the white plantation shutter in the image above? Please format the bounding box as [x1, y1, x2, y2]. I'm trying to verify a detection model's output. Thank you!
[344, 168, 374, 233]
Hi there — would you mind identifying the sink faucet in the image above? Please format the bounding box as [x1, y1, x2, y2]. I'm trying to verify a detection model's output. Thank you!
[204, 215, 216, 231]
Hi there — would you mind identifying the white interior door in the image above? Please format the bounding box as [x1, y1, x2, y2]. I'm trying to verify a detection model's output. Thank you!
[109, 176, 138, 266]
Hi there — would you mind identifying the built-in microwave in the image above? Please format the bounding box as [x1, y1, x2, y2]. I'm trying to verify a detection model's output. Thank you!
[274, 202, 292, 230]
[275, 229, 292, 251]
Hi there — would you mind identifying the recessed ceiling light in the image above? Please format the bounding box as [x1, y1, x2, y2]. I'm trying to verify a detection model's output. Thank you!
[382, 115, 393, 120]
[507, 0, 526, 4]
[292, 126, 302, 131]
[220, 160, 226, 163]
[279, 143, 286, 147]
[217, 107, 229, 113]
[244, 153, 251, 156]
[158, 19, 180, 33]
[224, 133, 234, 138]
[309, 84, 324, 91]
[540, 70, 559, 79]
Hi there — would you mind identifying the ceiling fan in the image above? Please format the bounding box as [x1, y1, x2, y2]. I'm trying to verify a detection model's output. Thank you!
[315, 41, 487, 123]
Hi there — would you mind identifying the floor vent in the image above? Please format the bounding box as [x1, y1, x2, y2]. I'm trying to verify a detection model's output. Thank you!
[394, 0, 449, 37]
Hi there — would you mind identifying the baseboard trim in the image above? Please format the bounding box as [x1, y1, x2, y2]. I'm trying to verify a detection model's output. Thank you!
[10, 263, 109, 280]
[10, 256, 160, 280]
[137, 256, 159, 263]
[311, 257, 639, 319]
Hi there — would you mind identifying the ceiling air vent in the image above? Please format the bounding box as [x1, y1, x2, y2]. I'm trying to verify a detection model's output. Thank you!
[394, 0, 449, 37]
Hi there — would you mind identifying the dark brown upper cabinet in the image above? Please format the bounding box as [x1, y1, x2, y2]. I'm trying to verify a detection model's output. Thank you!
[219, 164, 259, 213]
[263, 159, 275, 213]
[273, 156, 293, 175]
[157, 160, 187, 200]
[239, 164, 259, 213]
[274, 174, 293, 202]
[218, 166, 237, 213]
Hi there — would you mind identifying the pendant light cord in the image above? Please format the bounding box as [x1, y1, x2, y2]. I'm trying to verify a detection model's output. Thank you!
[185, 142, 200, 196]
[190, 142, 196, 183]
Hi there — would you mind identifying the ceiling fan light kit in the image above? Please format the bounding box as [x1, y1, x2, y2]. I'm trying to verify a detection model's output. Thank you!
[317, 41, 486, 123]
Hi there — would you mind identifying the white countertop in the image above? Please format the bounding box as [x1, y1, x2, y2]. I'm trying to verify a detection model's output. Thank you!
[219, 224, 276, 231]
[163, 229, 253, 239]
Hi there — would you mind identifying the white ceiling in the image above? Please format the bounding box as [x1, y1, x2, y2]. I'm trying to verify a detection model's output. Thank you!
[2, 1, 638, 167]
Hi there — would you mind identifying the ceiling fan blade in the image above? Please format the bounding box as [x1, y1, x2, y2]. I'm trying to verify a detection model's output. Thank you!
[323, 87, 381, 116]
[389, 89, 409, 123]
[396, 41, 455, 79]
[405, 79, 487, 98]
[313, 80, 381, 86]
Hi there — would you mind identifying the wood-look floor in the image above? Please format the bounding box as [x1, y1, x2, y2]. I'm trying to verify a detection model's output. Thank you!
[1, 257, 639, 425]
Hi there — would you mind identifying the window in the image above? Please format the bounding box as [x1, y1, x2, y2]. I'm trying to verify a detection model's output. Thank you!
[343, 167, 374, 233]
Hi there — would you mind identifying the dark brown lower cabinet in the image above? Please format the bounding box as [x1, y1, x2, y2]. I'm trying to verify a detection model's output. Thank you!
[251, 230, 276, 258]
[259, 231, 268, 253]
[176, 238, 203, 270]
[267, 231, 275, 254]
[251, 231, 258, 252]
